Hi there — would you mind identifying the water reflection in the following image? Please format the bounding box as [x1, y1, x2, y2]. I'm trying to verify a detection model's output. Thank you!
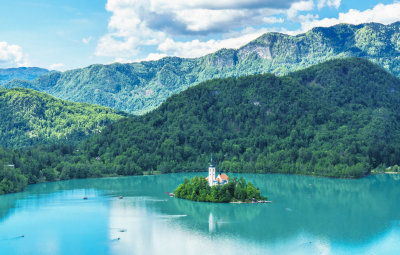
[106, 197, 268, 255]
[209, 212, 214, 233]
[105, 194, 400, 255]
[0, 173, 400, 254]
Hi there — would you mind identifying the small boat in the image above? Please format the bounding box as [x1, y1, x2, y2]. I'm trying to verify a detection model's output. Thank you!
[119, 196, 123, 199]
[256, 200, 273, 203]
[83, 197, 88, 200]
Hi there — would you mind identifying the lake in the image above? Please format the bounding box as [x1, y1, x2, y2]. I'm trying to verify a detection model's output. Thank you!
[1, 173, 400, 255]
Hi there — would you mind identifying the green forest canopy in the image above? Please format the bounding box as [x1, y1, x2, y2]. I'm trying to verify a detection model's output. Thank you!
[0, 88, 128, 148]
[79, 58, 400, 178]
[174, 176, 266, 203]
[3, 22, 400, 115]
[2, 58, 400, 194]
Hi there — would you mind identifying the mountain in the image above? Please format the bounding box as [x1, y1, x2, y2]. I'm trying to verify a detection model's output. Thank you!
[2, 58, 400, 195]
[3, 22, 400, 115]
[73, 58, 400, 178]
[0, 88, 127, 148]
[0, 67, 50, 85]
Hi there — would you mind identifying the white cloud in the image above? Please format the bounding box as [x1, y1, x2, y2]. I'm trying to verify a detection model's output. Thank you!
[95, 0, 165, 58]
[95, 0, 305, 59]
[286, 0, 314, 20]
[150, 0, 300, 11]
[0, 41, 29, 68]
[300, 2, 400, 33]
[157, 28, 270, 58]
[263, 17, 285, 24]
[113, 57, 133, 64]
[94, 0, 400, 66]
[82, 36, 93, 44]
[100, 0, 398, 62]
[49, 63, 65, 70]
[317, 0, 341, 9]
[113, 54, 168, 64]
[134, 53, 168, 62]
[174, 9, 248, 32]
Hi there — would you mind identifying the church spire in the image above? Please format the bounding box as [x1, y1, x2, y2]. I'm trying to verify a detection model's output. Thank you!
[208, 155, 216, 186]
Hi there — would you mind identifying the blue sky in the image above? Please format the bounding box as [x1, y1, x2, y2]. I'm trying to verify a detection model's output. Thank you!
[0, 0, 399, 70]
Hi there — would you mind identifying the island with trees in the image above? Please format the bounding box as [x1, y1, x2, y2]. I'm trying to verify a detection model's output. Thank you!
[174, 176, 267, 203]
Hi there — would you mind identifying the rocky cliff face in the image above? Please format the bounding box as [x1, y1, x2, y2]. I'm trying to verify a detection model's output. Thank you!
[3, 22, 400, 114]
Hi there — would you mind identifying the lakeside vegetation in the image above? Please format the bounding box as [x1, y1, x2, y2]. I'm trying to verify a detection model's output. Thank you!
[0, 144, 129, 195]
[174, 176, 266, 203]
[2, 58, 400, 194]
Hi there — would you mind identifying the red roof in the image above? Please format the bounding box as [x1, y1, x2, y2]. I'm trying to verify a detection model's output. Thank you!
[219, 173, 229, 181]
[206, 174, 229, 183]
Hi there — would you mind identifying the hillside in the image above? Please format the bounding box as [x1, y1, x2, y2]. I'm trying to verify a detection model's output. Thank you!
[0, 88, 127, 148]
[3, 22, 400, 115]
[0, 67, 49, 85]
[74, 58, 400, 178]
[2, 58, 400, 195]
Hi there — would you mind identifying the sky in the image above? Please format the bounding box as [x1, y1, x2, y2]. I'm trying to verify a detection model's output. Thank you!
[0, 0, 399, 71]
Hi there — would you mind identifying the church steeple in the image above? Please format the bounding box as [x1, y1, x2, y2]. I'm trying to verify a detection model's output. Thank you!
[208, 155, 216, 186]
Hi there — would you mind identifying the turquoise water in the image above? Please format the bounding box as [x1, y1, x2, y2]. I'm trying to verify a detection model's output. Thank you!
[1, 173, 400, 255]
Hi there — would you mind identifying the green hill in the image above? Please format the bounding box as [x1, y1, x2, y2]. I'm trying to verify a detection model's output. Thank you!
[0, 88, 127, 148]
[0, 67, 49, 85]
[3, 58, 400, 195]
[75, 58, 400, 178]
[3, 22, 400, 115]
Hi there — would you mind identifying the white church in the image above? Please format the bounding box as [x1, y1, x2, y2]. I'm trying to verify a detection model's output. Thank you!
[205, 158, 229, 186]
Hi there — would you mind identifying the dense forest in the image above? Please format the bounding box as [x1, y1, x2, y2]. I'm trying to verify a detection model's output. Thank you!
[174, 176, 266, 203]
[78, 58, 400, 179]
[2, 58, 400, 194]
[0, 144, 117, 194]
[3, 22, 400, 114]
[0, 88, 127, 148]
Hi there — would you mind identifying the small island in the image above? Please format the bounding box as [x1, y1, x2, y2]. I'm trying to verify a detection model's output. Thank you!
[174, 160, 267, 203]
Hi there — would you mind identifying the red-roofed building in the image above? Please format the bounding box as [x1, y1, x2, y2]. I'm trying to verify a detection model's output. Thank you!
[216, 173, 229, 184]
[206, 158, 229, 186]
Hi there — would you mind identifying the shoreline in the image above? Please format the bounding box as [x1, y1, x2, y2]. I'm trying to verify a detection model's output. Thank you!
[2, 170, 394, 196]
[230, 200, 272, 204]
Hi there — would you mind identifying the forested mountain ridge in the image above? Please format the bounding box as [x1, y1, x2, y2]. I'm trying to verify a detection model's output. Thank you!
[2, 58, 400, 195]
[0, 88, 128, 148]
[0, 67, 49, 85]
[3, 22, 400, 114]
[78, 58, 400, 178]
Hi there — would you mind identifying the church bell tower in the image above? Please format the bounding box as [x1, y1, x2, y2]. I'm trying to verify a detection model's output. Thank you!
[208, 157, 216, 186]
